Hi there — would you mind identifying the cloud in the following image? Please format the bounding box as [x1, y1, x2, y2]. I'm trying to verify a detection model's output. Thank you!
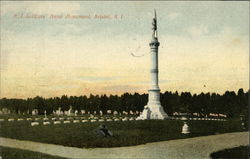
[0, 2, 249, 98]
[167, 12, 181, 20]
[187, 24, 209, 37]
[1, 1, 80, 16]
[75, 76, 122, 82]
[1, 25, 248, 98]
[100, 85, 143, 93]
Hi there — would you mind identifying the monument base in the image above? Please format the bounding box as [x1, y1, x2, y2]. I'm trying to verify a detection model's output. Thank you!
[137, 104, 168, 120]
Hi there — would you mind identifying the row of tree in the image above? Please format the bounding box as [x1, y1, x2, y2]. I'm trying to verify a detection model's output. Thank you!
[0, 88, 248, 118]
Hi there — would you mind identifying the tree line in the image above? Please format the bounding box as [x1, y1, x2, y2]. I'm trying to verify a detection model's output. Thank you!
[0, 88, 248, 118]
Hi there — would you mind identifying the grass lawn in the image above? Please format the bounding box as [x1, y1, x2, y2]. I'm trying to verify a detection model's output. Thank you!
[210, 145, 249, 159]
[0, 146, 67, 159]
[0, 119, 245, 148]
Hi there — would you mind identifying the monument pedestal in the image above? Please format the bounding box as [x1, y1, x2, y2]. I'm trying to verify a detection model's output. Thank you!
[137, 105, 168, 120]
[137, 89, 168, 120]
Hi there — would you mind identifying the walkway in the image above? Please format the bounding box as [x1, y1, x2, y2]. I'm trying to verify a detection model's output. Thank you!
[0, 132, 248, 159]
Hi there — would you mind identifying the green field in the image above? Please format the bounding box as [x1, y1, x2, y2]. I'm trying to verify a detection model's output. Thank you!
[0, 146, 67, 159]
[0, 117, 245, 148]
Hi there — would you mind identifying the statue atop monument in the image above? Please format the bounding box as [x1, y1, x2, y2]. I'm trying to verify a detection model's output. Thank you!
[152, 9, 158, 38]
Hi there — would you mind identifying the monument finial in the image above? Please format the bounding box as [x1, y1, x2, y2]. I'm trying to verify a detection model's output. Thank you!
[152, 9, 158, 38]
[154, 9, 157, 20]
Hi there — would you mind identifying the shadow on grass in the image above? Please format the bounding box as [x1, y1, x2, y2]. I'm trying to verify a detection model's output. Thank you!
[210, 145, 249, 159]
[0, 146, 67, 159]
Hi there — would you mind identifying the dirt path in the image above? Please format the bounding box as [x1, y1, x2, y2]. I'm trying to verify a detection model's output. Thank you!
[0, 132, 248, 159]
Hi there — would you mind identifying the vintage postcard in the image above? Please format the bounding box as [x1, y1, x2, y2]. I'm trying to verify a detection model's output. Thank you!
[0, 1, 249, 159]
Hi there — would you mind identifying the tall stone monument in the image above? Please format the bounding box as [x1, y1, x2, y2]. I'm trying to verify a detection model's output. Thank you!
[137, 10, 168, 120]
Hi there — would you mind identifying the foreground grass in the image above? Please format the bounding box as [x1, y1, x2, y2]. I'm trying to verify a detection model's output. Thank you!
[0, 146, 67, 159]
[0, 120, 244, 148]
[210, 145, 249, 159]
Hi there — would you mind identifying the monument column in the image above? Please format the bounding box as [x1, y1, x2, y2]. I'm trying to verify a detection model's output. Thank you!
[137, 10, 168, 120]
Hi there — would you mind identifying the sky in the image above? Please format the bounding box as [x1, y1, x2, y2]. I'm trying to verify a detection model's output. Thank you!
[0, 1, 249, 98]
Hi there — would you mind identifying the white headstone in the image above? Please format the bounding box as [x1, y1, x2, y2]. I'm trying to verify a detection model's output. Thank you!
[181, 117, 188, 120]
[182, 122, 190, 134]
[73, 120, 80, 123]
[31, 122, 39, 126]
[32, 109, 38, 115]
[27, 118, 32, 121]
[54, 121, 61, 124]
[43, 121, 50, 125]
[64, 120, 70, 124]
[81, 110, 85, 114]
